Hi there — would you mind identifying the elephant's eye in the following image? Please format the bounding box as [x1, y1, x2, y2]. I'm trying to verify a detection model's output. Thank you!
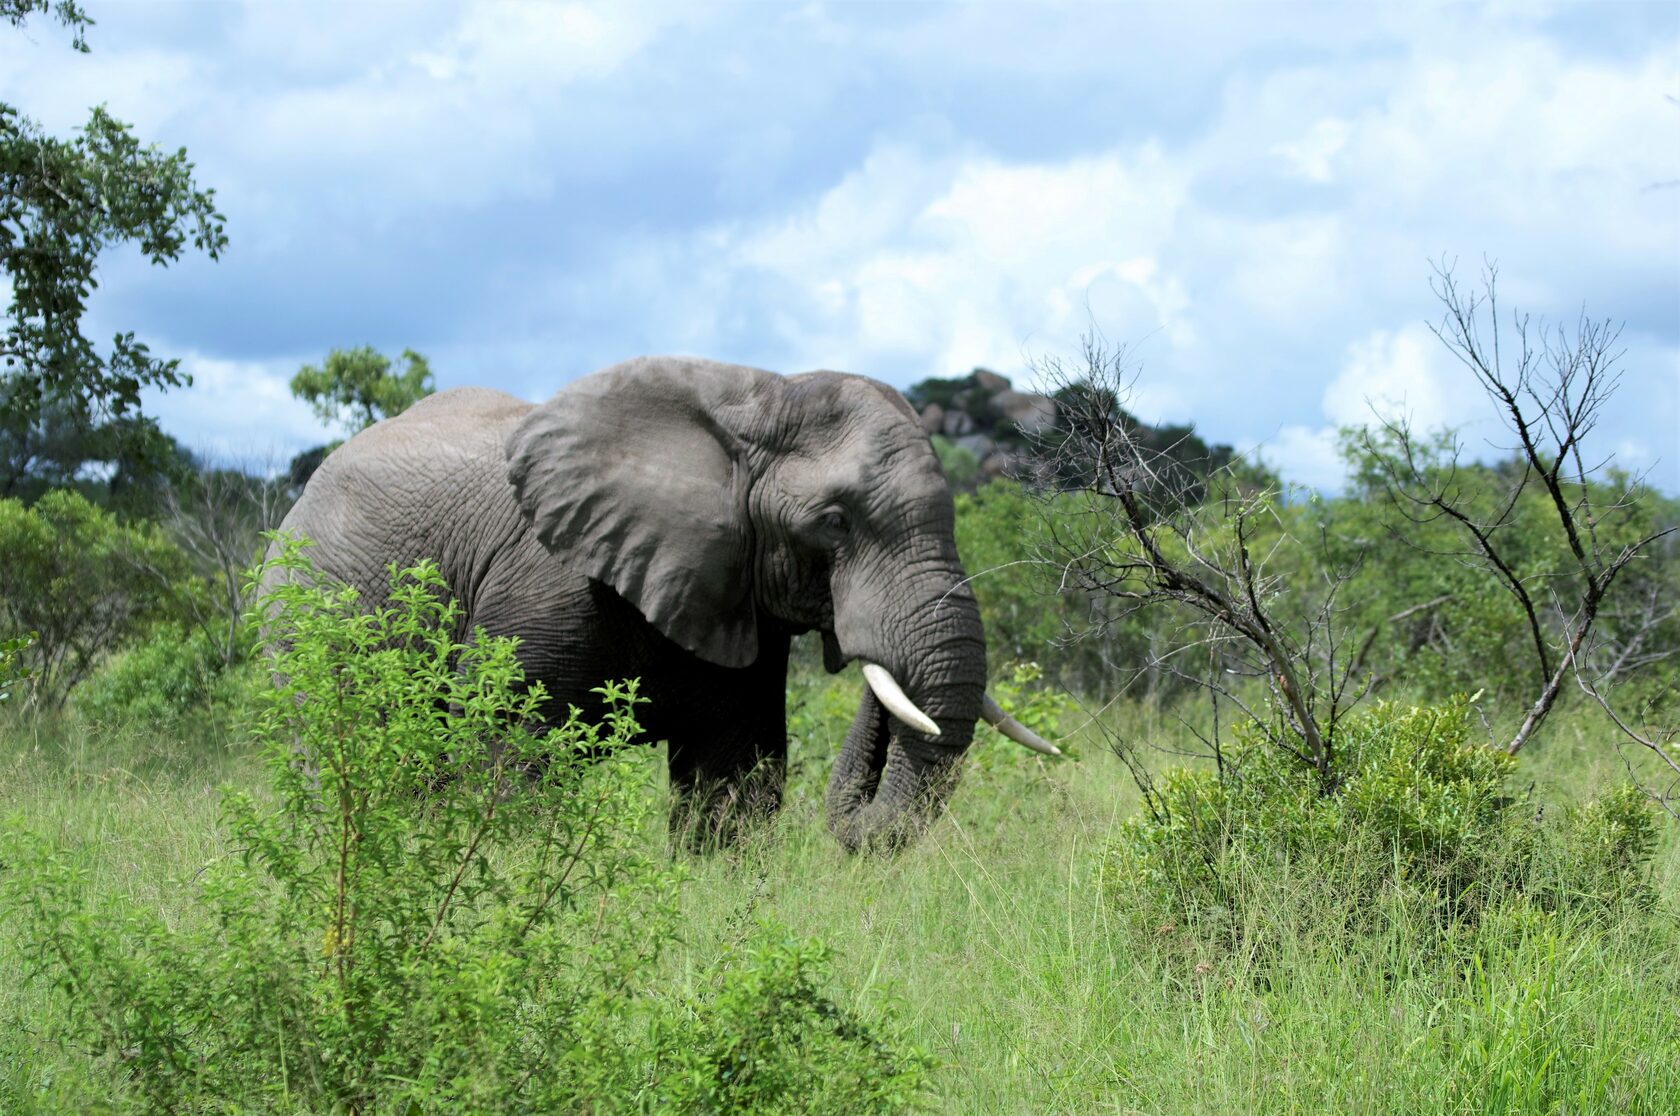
[819, 509, 849, 534]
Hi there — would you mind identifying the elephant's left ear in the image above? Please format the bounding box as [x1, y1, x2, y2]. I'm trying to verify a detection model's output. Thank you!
[505, 357, 774, 669]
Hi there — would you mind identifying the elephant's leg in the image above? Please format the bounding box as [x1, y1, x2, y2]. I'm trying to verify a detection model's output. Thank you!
[667, 732, 788, 849]
[661, 631, 791, 851]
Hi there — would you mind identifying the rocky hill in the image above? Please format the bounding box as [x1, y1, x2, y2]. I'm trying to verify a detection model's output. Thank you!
[904, 367, 1241, 493]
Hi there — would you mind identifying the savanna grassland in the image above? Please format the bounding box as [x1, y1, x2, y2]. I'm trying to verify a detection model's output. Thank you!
[3, 671, 1677, 1113]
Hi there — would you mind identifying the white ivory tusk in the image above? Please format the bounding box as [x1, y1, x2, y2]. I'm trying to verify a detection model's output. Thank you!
[860, 663, 941, 736]
[982, 694, 1063, 757]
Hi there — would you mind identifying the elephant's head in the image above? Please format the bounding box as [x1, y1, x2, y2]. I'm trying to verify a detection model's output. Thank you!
[505, 356, 1055, 851]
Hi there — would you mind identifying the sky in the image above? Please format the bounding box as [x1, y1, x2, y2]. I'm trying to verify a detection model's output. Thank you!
[3, 0, 1677, 491]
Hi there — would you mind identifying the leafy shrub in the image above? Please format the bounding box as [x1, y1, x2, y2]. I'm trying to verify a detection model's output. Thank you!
[71, 622, 239, 730]
[0, 629, 33, 705]
[1110, 698, 1660, 940]
[651, 928, 934, 1112]
[1527, 783, 1661, 910]
[1, 542, 930, 1113]
[0, 490, 204, 707]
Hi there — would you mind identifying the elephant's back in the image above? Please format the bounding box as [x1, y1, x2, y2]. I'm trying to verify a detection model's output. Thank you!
[273, 387, 537, 609]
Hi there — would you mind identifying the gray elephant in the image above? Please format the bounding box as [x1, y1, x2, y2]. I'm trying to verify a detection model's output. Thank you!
[269, 356, 1055, 851]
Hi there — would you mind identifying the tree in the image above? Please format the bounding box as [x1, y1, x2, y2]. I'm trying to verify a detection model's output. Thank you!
[1028, 338, 1361, 797]
[0, 385, 192, 504]
[153, 458, 292, 666]
[290, 346, 435, 436]
[1, 1, 227, 450]
[1361, 261, 1678, 808]
[0, 489, 200, 707]
[1031, 266, 1678, 818]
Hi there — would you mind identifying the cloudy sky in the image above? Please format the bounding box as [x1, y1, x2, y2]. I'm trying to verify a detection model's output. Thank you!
[4, 0, 1677, 489]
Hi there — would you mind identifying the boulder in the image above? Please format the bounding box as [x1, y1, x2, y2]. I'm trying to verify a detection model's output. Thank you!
[941, 409, 977, 437]
[992, 390, 1057, 435]
[919, 402, 945, 436]
[973, 369, 1011, 395]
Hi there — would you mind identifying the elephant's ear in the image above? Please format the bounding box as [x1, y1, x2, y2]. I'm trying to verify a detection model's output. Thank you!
[506, 357, 775, 668]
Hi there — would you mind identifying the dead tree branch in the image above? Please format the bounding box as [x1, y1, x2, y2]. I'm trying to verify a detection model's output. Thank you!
[1365, 259, 1676, 778]
[1026, 337, 1366, 790]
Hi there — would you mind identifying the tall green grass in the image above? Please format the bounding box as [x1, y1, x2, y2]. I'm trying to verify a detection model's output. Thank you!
[3, 689, 1676, 1113]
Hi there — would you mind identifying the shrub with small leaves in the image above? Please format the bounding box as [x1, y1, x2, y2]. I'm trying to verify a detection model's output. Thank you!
[0, 490, 204, 707]
[2, 542, 674, 1111]
[1110, 697, 1659, 940]
[974, 659, 1078, 767]
[1527, 783, 1661, 910]
[650, 926, 936, 1113]
[0, 629, 33, 705]
[1, 540, 933, 1113]
[71, 622, 238, 730]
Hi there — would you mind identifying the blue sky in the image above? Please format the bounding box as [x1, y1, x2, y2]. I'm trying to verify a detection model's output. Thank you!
[4, 0, 1677, 489]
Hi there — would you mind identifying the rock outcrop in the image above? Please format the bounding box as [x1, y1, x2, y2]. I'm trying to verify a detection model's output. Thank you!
[903, 368, 1055, 490]
[905, 366, 1241, 494]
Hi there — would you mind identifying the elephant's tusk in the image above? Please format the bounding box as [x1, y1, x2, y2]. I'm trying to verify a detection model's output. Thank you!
[982, 694, 1063, 757]
[860, 663, 941, 737]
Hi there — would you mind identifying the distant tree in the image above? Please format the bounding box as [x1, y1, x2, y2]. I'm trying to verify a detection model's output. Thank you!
[290, 346, 435, 436]
[1, 1, 227, 459]
[930, 435, 981, 490]
[286, 441, 332, 492]
[155, 459, 292, 666]
[0, 384, 192, 506]
[0, 489, 200, 707]
[1031, 267, 1679, 817]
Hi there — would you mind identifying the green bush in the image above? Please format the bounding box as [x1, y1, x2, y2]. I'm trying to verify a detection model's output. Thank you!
[1, 543, 929, 1113]
[651, 928, 934, 1112]
[0, 630, 33, 705]
[1110, 698, 1661, 940]
[1528, 783, 1662, 910]
[71, 622, 240, 730]
[0, 490, 204, 707]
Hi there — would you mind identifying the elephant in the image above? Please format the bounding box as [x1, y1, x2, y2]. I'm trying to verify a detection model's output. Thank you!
[268, 356, 1056, 852]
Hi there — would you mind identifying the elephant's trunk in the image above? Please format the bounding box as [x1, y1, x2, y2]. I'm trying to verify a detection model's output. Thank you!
[825, 578, 985, 852]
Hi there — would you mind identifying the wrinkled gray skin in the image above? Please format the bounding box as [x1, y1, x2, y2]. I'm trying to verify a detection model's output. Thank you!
[269, 357, 985, 852]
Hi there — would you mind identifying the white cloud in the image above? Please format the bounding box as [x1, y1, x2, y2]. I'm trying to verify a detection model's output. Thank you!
[1322, 323, 1451, 431]
[4, 1, 1674, 493]
[707, 141, 1196, 383]
[587, 10, 1675, 485]
[1262, 424, 1347, 492]
[435, 0, 666, 86]
[141, 354, 333, 465]
[1271, 117, 1352, 184]
[1256, 322, 1454, 490]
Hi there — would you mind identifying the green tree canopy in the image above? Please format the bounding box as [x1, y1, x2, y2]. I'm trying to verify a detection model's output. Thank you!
[1, 1, 227, 448]
[0, 389, 192, 505]
[290, 346, 436, 435]
[0, 489, 200, 706]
